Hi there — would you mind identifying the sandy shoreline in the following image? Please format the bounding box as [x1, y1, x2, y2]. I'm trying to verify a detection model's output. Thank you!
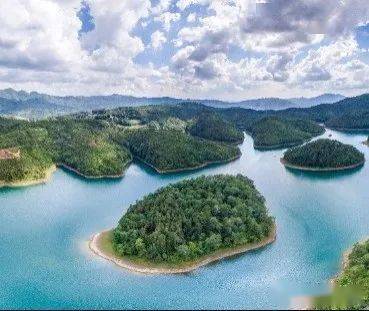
[281, 158, 365, 172]
[0, 165, 57, 188]
[89, 225, 276, 275]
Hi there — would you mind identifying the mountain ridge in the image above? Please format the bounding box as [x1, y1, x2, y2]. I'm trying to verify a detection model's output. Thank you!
[0, 88, 346, 119]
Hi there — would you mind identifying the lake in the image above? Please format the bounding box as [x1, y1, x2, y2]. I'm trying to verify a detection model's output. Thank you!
[1, 129, 369, 309]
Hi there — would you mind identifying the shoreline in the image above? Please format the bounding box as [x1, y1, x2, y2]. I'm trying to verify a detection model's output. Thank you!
[57, 162, 131, 180]
[134, 152, 241, 174]
[280, 158, 365, 172]
[327, 127, 369, 132]
[0, 160, 132, 189]
[251, 128, 325, 151]
[0, 164, 56, 188]
[254, 141, 307, 151]
[89, 224, 276, 275]
[0, 152, 240, 188]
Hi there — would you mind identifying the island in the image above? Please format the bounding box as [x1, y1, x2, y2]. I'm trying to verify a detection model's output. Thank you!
[281, 139, 365, 171]
[249, 117, 324, 150]
[89, 174, 276, 274]
[313, 239, 369, 310]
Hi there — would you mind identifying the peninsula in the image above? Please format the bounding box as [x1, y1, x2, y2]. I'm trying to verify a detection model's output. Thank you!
[0, 109, 242, 187]
[250, 117, 324, 150]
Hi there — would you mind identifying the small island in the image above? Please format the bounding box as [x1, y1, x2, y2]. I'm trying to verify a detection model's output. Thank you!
[90, 174, 276, 274]
[282, 139, 365, 171]
[313, 239, 369, 310]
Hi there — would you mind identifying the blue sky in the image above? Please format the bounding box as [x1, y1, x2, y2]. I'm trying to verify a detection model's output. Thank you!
[1, 0, 369, 100]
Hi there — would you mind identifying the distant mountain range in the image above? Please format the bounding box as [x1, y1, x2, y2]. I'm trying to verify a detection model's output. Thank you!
[203, 93, 346, 110]
[0, 88, 346, 119]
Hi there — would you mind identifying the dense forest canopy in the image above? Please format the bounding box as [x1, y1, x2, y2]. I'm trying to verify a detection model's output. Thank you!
[325, 111, 369, 130]
[188, 112, 244, 144]
[122, 128, 240, 173]
[0, 110, 242, 183]
[250, 117, 324, 149]
[112, 174, 274, 264]
[218, 94, 369, 132]
[4, 92, 369, 183]
[283, 139, 365, 169]
[0, 126, 54, 183]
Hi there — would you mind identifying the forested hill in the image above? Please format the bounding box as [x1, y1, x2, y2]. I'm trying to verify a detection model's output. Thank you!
[0, 109, 242, 185]
[219, 94, 369, 131]
[250, 117, 324, 150]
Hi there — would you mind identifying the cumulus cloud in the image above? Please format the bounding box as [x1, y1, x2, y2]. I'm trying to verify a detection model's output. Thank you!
[0, 0, 369, 100]
[239, 0, 369, 51]
[151, 31, 167, 50]
[154, 12, 181, 31]
[187, 13, 197, 23]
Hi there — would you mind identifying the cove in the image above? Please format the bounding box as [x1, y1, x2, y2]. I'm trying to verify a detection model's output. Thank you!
[1, 129, 369, 309]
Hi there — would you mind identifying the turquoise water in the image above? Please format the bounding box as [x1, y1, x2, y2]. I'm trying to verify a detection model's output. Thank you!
[1, 129, 369, 309]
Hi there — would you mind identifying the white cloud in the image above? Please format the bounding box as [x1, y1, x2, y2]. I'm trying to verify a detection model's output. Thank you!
[176, 0, 210, 11]
[187, 13, 197, 23]
[151, 31, 167, 50]
[0, 0, 369, 100]
[154, 11, 181, 31]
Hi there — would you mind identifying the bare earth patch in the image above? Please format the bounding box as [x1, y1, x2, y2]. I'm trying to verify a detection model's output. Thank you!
[0, 148, 20, 160]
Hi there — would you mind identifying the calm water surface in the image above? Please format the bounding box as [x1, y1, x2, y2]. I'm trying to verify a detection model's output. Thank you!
[1, 129, 369, 309]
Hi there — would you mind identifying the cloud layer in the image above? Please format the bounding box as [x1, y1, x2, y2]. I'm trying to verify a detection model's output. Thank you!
[0, 0, 369, 100]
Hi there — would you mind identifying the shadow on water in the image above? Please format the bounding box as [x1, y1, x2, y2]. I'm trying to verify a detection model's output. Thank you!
[58, 166, 124, 186]
[133, 158, 241, 179]
[283, 165, 365, 181]
[328, 128, 369, 136]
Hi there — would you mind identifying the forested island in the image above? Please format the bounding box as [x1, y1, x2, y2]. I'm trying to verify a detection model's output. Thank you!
[282, 139, 365, 171]
[314, 240, 369, 310]
[90, 174, 276, 274]
[250, 117, 324, 150]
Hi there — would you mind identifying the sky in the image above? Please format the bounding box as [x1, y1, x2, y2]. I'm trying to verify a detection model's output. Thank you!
[0, 0, 369, 101]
